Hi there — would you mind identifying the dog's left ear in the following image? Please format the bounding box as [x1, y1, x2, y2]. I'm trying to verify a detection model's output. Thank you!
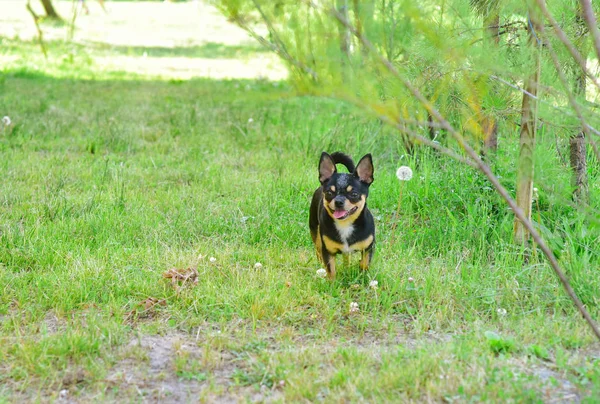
[354, 154, 374, 185]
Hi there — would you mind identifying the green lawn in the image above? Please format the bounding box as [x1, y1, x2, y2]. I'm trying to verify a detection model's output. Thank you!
[1, 1, 600, 402]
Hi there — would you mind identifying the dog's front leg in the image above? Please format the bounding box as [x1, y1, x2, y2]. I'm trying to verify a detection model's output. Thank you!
[321, 248, 336, 280]
[359, 248, 373, 271]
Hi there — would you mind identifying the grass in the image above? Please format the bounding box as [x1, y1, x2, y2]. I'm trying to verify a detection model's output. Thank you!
[1, 1, 600, 402]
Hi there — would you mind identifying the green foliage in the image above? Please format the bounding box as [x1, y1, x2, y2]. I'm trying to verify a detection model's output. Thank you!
[485, 330, 516, 354]
[1, 0, 600, 401]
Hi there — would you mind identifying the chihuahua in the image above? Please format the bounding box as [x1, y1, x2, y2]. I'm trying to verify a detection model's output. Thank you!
[309, 152, 375, 279]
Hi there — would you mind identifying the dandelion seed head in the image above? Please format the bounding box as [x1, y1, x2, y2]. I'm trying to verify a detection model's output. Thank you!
[369, 280, 378, 289]
[248, 118, 254, 123]
[396, 166, 413, 181]
[316, 268, 327, 278]
[254, 262, 263, 269]
[497, 308, 507, 316]
[408, 277, 414, 282]
[209, 257, 217, 263]
[2, 116, 11, 126]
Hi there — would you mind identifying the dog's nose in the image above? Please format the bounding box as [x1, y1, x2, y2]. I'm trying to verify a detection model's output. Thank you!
[334, 196, 345, 208]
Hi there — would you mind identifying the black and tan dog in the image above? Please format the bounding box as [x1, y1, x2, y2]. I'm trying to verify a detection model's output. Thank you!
[309, 152, 375, 279]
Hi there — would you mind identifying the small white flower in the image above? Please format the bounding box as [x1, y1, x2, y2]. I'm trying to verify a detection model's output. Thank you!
[254, 262, 263, 269]
[396, 166, 413, 181]
[209, 257, 216, 263]
[497, 308, 507, 316]
[369, 280, 378, 289]
[316, 268, 327, 278]
[532, 187, 539, 201]
[349, 302, 359, 313]
[248, 118, 254, 123]
[2, 116, 11, 126]
[408, 277, 414, 282]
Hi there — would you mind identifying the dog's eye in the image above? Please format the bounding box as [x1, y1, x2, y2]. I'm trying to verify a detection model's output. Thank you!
[325, 190, 334, 198]
[350, 192, 359, 199]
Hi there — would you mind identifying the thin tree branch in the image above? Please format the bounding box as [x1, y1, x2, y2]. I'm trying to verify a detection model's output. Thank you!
[537, 18, 600, 165]
[231, 15, 317, 80]
[489, 74, 600, 139]
[577, 0, 600, 62]
[535, 0, 600, 95]
[317, 1, 600, 341]
[26, 1, 48, 59]
[350, 100, 478, 168]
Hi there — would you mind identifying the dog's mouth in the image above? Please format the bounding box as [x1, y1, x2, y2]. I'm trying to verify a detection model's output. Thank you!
[332, 206, 358, 220]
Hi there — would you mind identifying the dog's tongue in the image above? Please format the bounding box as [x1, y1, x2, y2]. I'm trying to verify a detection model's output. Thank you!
[333, 210, 347, 219]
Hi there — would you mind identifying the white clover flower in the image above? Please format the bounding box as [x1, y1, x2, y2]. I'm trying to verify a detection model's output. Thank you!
[408, 277, 414, 282]
[349, 302, 359, 313]
[497, 308, 507, 317]
[254, 262, 263, 269]
[248, 118, 254, 123]
[316, 268, 327, 278]
[2, 116, 11, 126]
[369, 280, 378, 290]
[209, 257, 216, 263]
[396, 166, 413, 181]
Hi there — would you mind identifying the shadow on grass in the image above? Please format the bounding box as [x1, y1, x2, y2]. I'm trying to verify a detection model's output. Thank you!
[0, 36, 268, 59]
[86, 41, 270, 59]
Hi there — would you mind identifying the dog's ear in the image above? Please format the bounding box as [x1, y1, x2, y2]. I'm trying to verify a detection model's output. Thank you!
[354, 154, 374, 184]
[319, 152, 337, 184]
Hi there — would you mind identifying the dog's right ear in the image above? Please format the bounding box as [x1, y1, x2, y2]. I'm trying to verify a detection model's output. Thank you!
[319, 152, 337, 184]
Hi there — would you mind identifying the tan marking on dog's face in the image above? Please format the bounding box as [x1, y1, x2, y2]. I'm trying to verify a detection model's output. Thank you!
[344, 195, 366, 223]
[330, 185, 336, 192]
[324, 194, 366, 222]
[346, 185, 353, 192]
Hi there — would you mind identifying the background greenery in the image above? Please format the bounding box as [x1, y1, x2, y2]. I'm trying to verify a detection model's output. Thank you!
[1, 0, 599, 401]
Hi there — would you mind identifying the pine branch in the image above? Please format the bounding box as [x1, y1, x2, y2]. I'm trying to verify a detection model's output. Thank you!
[535, 0, 600, 94]
[310, 0, 600, 342]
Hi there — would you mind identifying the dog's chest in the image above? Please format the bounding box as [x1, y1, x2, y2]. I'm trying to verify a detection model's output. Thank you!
[335, 222, 355, 253]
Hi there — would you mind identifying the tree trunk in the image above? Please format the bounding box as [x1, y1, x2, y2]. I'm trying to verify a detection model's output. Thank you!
[514, 2, 542, 245]
[482, 7, 499, 153]
[336, 0, 350, 59]
[352, 0, 373, 57]
[570, 6, 589, 204]
[570, 130, 588, 203]
[40, 0, 61, 19]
